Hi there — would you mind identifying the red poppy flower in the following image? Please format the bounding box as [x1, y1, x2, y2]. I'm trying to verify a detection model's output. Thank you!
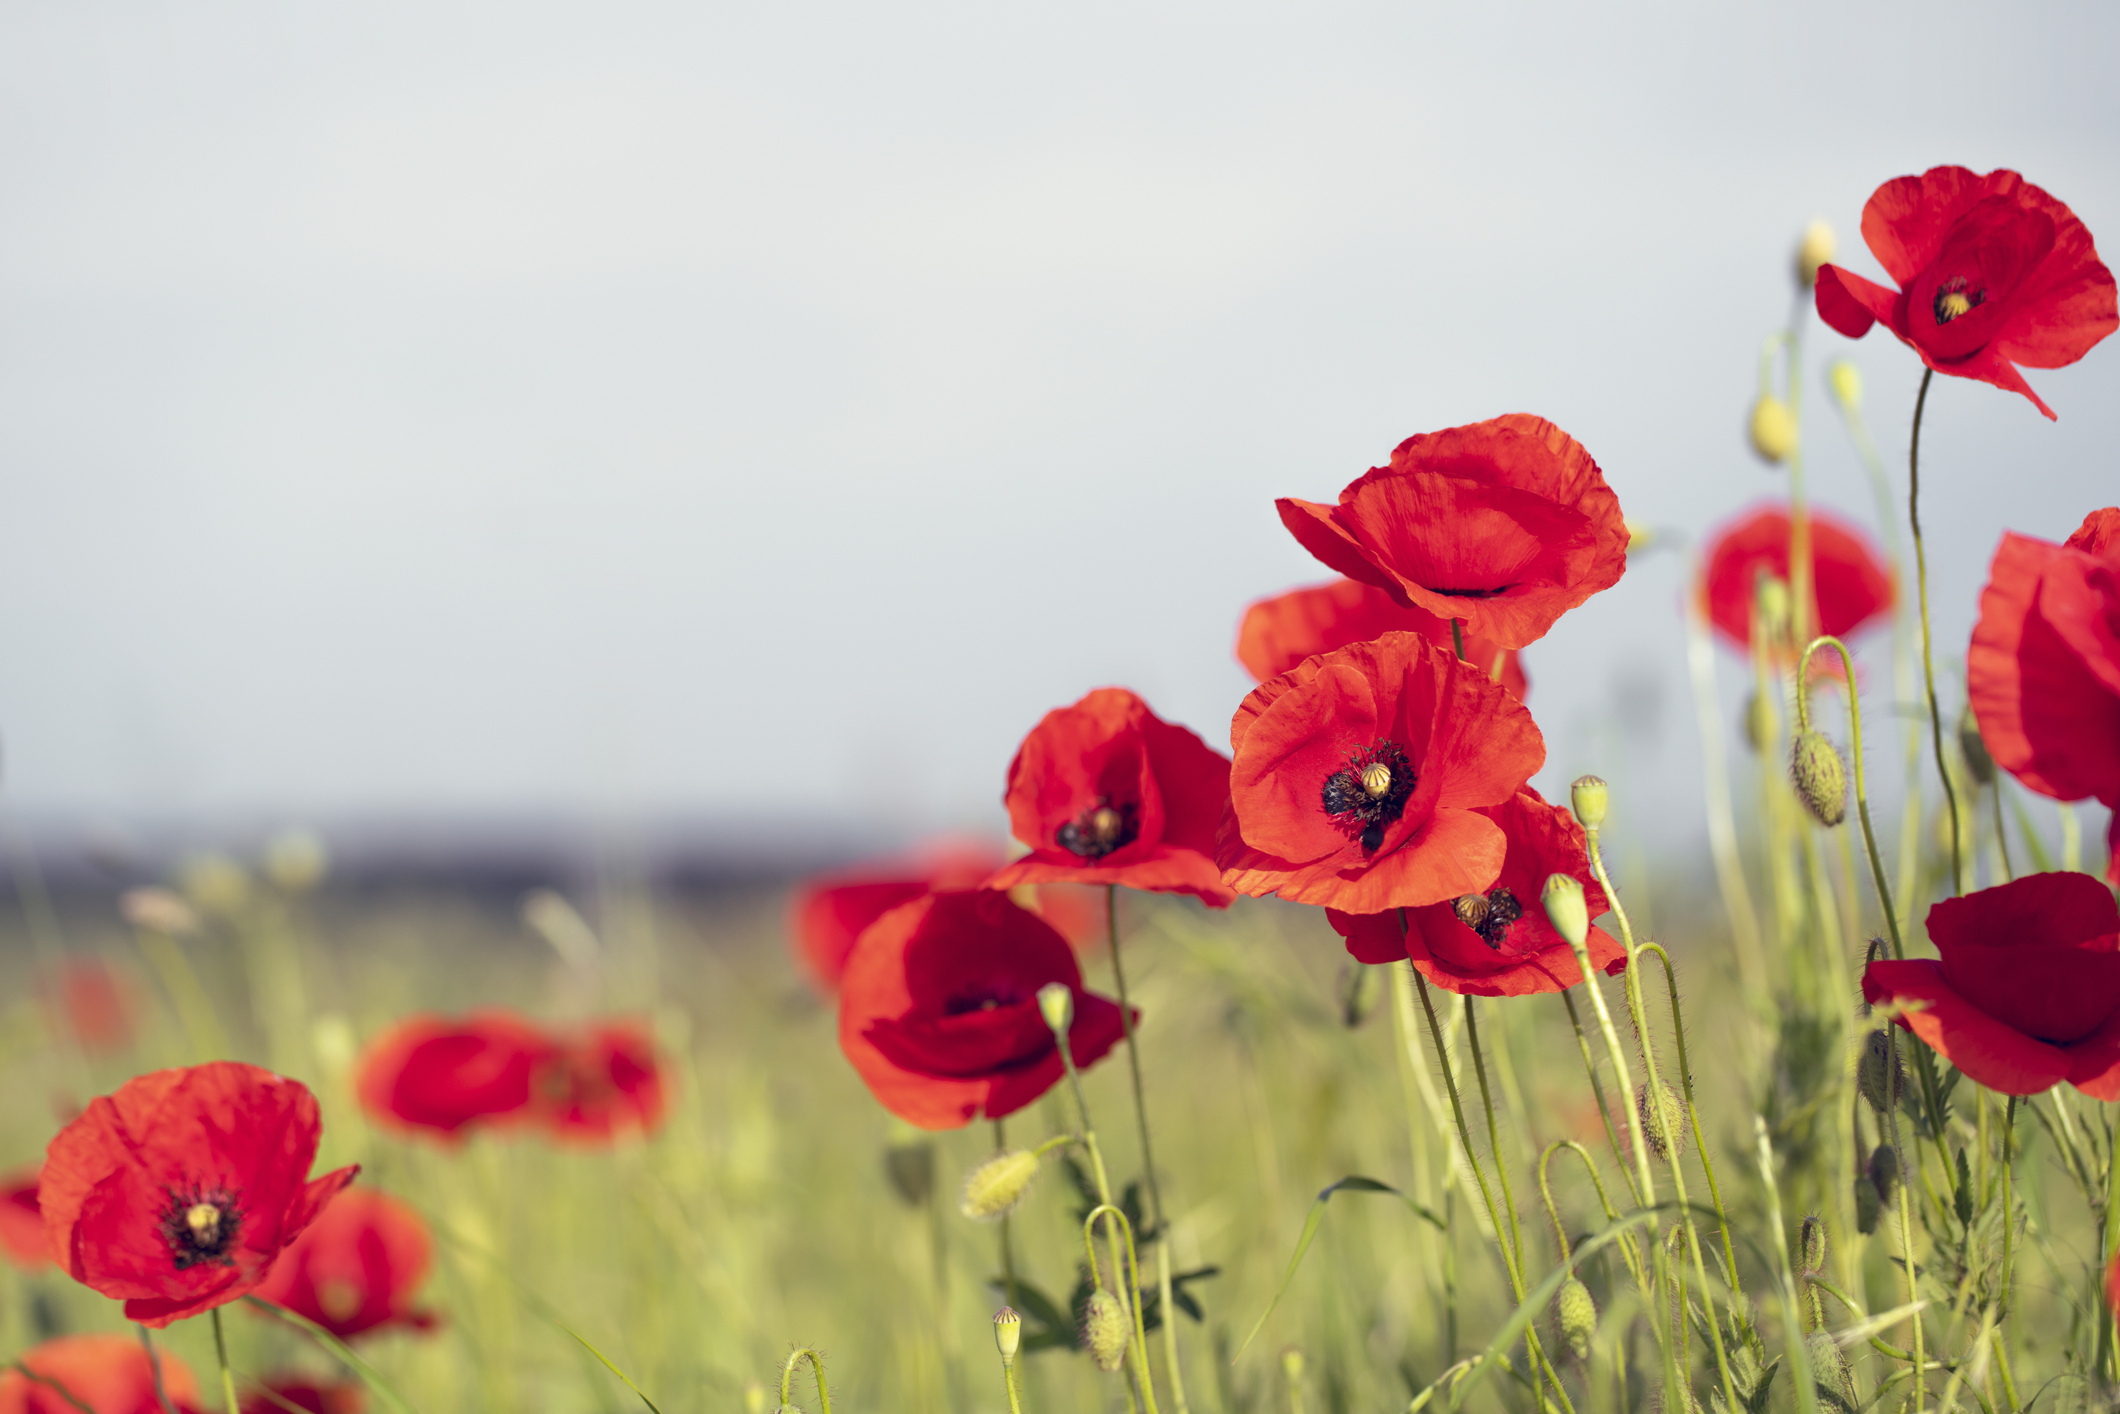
[354, 1012, 554, 1139]
[1237, 577, 1528, 700]
[40, 959, 136, 1056]
[1862, 872, 2120, 1098]
[987, 688, 1235, 906]
[0, 1334, 201, 1414]
[1218, 631, 1544, 913]
[241, 1382, 363, 1414]
[0, 1169, 45, 1269]
[1275, 415, 1627, 649]
[528, 1021, 668, 1144]
[1698, 504, 1895, 652]
[252, 1187, 434, 1341]
[2108, 1248, 2120, 1315]
[1328, 789, 1627, 997]
[39, 1062, 358, 1327]
[837, 889, 1129, 1129]
[1815, 167, 2118, 420]
[1967, 508, 2120, 883]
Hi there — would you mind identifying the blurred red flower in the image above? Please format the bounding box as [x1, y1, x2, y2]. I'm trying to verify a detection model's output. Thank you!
[838, 890, 1128, 1129]
[355, 1012, 553, 1138]
[1862, 872, 2120, 1097]
[1275, 414, 1627, 649]
[241, 1382, 363, 1414]
[1968, 508, 2120, 883]
[252, 1187, 434, 1341]
[39, 1062, 357, 1327]
[2108, 1248, 2120, 1315]
[1218, 631, 1544, 913]
[1698, 505, 1894, 652]
[1815, 166, 2117, 420]
[1329, 789, 1626, 997]
[40, 959, 136, 1056]
[529, 1021, 668, 1144]
[0, 1334, 200, 1414]
[987, 688, 1235, 907]
[1237, 577, 1527, 700]
[0, 1169, 45, 1269]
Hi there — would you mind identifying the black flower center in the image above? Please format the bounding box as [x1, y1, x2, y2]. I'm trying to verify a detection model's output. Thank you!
[1451, 888, 1524, 950]
[943, 984, 1030, 1016]
[1058, 797, 1137, 858]
[1932, 275, 1984, 325]
[1321, 741, 1415, 852]
[159, 1182, 243, 1271]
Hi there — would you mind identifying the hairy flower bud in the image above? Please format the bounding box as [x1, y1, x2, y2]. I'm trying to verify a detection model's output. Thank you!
[1036, 982, 1074, 1036]
[1791, 731, 1848, 827]
[1856, 1030, 1907, 1115]
[1868, 1144, 1901, 1207]
[1798, 1214, 1828, 1279]
[961, 1149, 1042, 1221]
[1556, 1277, 1597, 1361]
[1827, 359, 1862, 412]
[1959, 713, 1997, 787]
[1796, 219, 1836, 289]
[1636, 1080, 1688, 1163]
[1742, 690, 1776, 754]
[1082, 1287, 1130, 1372]
[1854, 1172, 1883, 1234]
[1570, 775, 1609, 831]
[1750, 395, 1796, 464]
[994, 1306, 1022, 1362]
[1541, 873, 1590, 950]
[1808, 1329, 1857, 1413]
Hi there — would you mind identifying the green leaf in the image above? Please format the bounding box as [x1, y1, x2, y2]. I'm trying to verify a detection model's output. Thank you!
[1953, 1146, 1974, 1229]
[246, 1298, 423, 1414]
[1232, 1176, 1445, 1361]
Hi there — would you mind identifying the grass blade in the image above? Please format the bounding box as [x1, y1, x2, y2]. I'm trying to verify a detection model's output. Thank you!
[1233, 1175, 1446, 1361]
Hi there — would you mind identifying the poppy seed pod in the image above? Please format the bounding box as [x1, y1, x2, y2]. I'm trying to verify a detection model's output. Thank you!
[1636, 1080, 1688, 1163]
[1742, 690, 1777, 754]
[1854, 1172, 1883, 1234]
[1556, 1277, 1597, 1360]
[1798, 1214, 1828, 1279]
[1540, 873, 1590, 950]
[1036, 982, 1074, 1037]
[1868, 1144, 1901, 1207]
[1856, 1030, 1907, 1115]
[1749, 395, 1797, 464]
[1827, 359, 1863, 412]
[1569, 775, 1609, 831]
[961, 1149, 1042, 1222]
[1808, 1329, 1858, 1413]
[1796, 219, 1836, 289]
[1958, 713, 1997, 787]
[1082, 1287, 1129, 1372]
[1791, 731, 1849, 827]
[994, 1306, 1022, 1362]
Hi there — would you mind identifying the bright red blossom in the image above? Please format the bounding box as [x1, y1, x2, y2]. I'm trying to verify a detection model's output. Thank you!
[1698, 505, 1894, 652]
[1218, 631, 1545, 913]
[252, 1187, 435, 1341]
[355, 1012, 553, 1139]
[240, 1383, 363, 1414]
[988, 688, 1235, 906]
[0, 1169, 45, 1269]
[39, 1061, 357, 1327]
[837, 890, 1129, 1129]
[1329, 789, 1626, 997]
[0, 1335, 201, 1414]
[1862, 872, 2120, 1098]
[1237, 577, 1527, 700]
[1276, 414, 1627, 649]
[1815, 166, 2118, 419]
[529, 1022, 668, 1144]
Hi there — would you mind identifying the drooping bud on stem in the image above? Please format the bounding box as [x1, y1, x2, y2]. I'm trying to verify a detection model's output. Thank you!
[1827, 359, 1862, 412]
[1868, 1144, 1900, 1207]
[1569, 775, 1608, 831]
[1791, 731, 1848, 827]
[1750, 395, 1796, 464]
[1636, 1080, 1688, 1163]
[994, 1306, 1022, 1363]
[1541, 873, 1589, 950]
[962, 1149, 1043, 1221]
[1036, 982, 1074, 1037]
[1856, 1030, 1907, 1115]
[1795, 219, 1835, 289]
[1555, 1277, 1597, 1361]
[1081, 1287, 1129, 1372]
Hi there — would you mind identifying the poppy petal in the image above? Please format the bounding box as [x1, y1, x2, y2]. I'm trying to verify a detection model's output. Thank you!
[1862, 959, 2071, 1096]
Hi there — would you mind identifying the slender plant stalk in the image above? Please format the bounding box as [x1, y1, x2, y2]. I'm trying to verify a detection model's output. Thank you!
[1684, 600, 1767, 995]
[780, 1348, 833, 1414]
[1053, 1009, 1146, 1414]
[138, 1328, 181, 1414]
[1904, 367, 1963, 895]
[1638, 943, 1742, 1298]
[1989, 783, 2015, 882]
[994, 1117, 1021, 1312]
[1560, 989, 1642, 1208]
[1390, 958, 1458, 1361]
[1084, 1203, 1161, 1414]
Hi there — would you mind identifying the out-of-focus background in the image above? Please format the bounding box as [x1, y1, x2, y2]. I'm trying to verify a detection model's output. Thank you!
[3, 0, 2116, 874]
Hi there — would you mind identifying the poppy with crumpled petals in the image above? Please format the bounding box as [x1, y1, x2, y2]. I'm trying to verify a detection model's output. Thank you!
[354, 1012, 554, 1139]
[1815, 166, 2117, 420]
[1967, 507, 2120, 884]
[529, 1021, 668, 1144]
[837, 889, 1129, 1129]
[1862, 872, 2120, 1098]
[252, 1187, 435, 1341]
[987, 688, 1235, 906]
[0, 1169, 45, 1269]
[0, 1334, 202, 1414]
[39, 1061, 357, 1327]
[1329, 788, 1626, 997]
[1275, 414, 1627, 649]
[1218, 631, 1544, 914]
[1237, 577, 1527, 700]
[1698, 505, 1894, 652]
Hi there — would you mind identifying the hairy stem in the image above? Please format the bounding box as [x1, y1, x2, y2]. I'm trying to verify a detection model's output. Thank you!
[1906, 367, 1963, 895]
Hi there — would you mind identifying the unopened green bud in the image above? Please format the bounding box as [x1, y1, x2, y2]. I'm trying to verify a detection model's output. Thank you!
[1555, 1277, 1597, 1361]
[1827, 359, 1862, 412]
[1796, 219, 1836, 290]
[1082, 1287, 1129, 1372]
[1798, 1214, 1828, 1279]
[1280, 1347, 1305, 1383]
[1541, 873, 1590, 950]
[1959, 713, 1996, 787]
[1570, 775, 1609, 831]
[961, 1149, 1041, 1221]
[1868, 1144, 1900, 1207]
[1808, 1329, 1857, 1413]
[1791, 731, 1848, 827]
[743, 1381, 767, 1414]
[1742, 690, 1776, 754]
[1854, 1172, 1883, 1234]
[1856, 1030, 1907, 1115]
[994, 1306, 1022, 1362]
[1636, 1080, 1688, 1163]
[1036, 982, 1074, 1036]
[1750, 395, 1796, 464]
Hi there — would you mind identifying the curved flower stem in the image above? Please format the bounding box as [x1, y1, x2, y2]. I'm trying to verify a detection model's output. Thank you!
[1054, 1023, 1147, 1414]
[780, 1348, 833, 1414]
[1906, 366, 1964, 895]
[1559, 990, 1643, 1209]
[1084, 1204, 1161, 1414]
[211, 1307, 240, 1414]
[1783, 320, 1816, 648]
[1637, 942, 1742, 1300]
[1539, 1142, 1634, 1293]
[137, 1328, 181, 1414]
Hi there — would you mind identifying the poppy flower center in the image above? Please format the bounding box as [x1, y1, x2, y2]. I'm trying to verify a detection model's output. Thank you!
[159, 1183, 243, 1271]
[1932, 276, 1984, 325]
[1452, 888, 1525, 950]
[1321, 742, 1415, 852]
[1057, 798, 1137, 858]
[942, 984, 1031, 1016]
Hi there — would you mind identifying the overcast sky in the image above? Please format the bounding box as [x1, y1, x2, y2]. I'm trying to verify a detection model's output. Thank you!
[2, 0, 2116, 858]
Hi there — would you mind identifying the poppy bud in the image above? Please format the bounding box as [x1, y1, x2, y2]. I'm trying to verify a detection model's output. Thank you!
[179, 853, 252, 917]
[1636, 1080, 1687, 1163]
[1791, 731, 1848, 827]
[1808, 1329, 1857, 1413]
[1569, 775, 1609, 831]
[1827, 359, 1863, 412]
[961, 1149, 1042, 1222]
[1082, 1287, 1129, 1372]
[1742, 690, 1777, 754]
[994, 1306, 1022, 1362]
[1856, 1030, 1907, 1115]
[1749, 395, 1797, 464]
[1854, 1172, 1883, 1234]
[1540, 874, 1590, 950]
[1959, 713, 1997, 787]
[743, 1381, 766, 1414]
[1036, 982, 1074, 1036]
[1281, 1347, 1306, 1385]
[1798, 1214, 1828, 1279]
[1868, 1144, 1900, 1207]
[1555, 1277, 1597, 1361]
[1795, 218, 1836, 289]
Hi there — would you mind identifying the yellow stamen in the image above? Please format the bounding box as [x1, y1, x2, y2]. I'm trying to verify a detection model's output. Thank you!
[185, 1203, 220, 1242]
[1939, 290, 1971, 321]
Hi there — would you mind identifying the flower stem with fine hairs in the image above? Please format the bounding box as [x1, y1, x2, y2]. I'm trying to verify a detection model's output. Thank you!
[1638, 942, 1742, 1300]
[1053, 1010, 1147, 1414]
[211, 1308, 240, 1414]
[1795, 638, 1904, 958]
[1084, 1204, 1160, 1414]
[780, 1348, 833, 1414]
[1906, 366, 1964, 894]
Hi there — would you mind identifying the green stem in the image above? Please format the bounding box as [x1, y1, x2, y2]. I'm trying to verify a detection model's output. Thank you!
[1560, 990, 1641, 1207]
[1004, 1359, 1025, 1414]
[1999, 1096, 2016, 1324]
[1883, 1026, 1925, 1414]
[1638, 943, 1742, 1298]
[1905, 366, 1963, 895]
[780, 1348, 833, 1414]
[1053, 1008, 1143, 1413]
[995, 1118, 1021, 1314]
[1795, 636, 1903, 960]
[1104, 886, 1164, 1229]
[211, 1308, 240, 1414]
[1989, 782, 2014, 882]
[137, 1328, 181, 1414]
[1083, 1204, 1161, 1414]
